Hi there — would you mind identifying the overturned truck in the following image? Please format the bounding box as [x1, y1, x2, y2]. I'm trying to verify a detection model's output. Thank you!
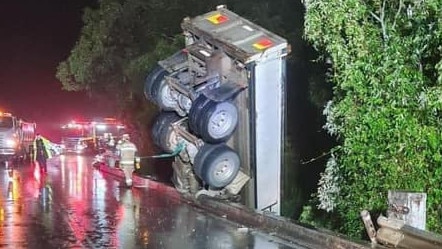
[145, 5, 289, 213]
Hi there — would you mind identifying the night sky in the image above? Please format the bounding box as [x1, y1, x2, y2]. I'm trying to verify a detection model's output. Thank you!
[0, 0, 114, 141]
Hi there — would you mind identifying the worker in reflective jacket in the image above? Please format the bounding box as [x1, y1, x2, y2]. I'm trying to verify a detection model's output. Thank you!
[33, 133, 52, 173]
[116, 134, 138, 187]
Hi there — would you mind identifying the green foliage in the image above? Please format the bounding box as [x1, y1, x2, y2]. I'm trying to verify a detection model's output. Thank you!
[305, 0, 442, 238]
[56, 0, 188, 98]
[126, 36, 183, 94]
[299, 203, 339, 230]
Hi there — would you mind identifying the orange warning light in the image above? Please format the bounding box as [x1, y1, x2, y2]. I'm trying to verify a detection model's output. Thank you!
[206, 13, 229, 24]
[253, 38, 273, 50]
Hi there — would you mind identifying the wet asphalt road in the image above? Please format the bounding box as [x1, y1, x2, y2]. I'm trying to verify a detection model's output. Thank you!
[0, 154, 309, 249]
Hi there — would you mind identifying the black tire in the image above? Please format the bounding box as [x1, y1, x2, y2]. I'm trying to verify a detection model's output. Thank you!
[193, 143, 219, 177]
[155, 77, 178, 111]
[188, 94, 211, 134]
[194, 143, 240, 188]
[197, 100, 238, 143]
[144, 65, 168, 103]
[152, 112, 180, 153]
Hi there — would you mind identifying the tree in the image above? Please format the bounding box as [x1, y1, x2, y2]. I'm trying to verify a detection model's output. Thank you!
[56, 0, 181, 98]
[304, 0, 442, 238]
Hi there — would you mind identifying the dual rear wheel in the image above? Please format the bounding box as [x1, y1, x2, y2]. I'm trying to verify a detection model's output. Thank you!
[189, 94, 238, 143]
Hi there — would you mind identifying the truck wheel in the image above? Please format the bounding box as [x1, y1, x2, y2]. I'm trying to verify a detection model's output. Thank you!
[194, 144, 240, 188]
[193, 143, 219, 177]
[197, 100, 238, 143]
[152, 112, 180, 153]
[144, 65, 168, 102]
[189, 94, 239, 143]
[188, 94, 211, 135]
[155, 78, 179, 112]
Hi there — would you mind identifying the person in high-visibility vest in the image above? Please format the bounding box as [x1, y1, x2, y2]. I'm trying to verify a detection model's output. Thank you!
[116, 134, 138, 187]
[33, 133, 53, 173]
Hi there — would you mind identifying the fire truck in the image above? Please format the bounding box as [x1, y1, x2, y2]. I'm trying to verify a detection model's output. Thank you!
[0, 112, 36, 164]
[60, 118, 125, 154]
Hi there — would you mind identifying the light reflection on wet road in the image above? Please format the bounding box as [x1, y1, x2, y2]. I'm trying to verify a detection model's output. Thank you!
[0, 155, 309, 249]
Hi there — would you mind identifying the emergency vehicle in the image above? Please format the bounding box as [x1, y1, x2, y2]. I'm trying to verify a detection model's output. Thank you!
[0, 112, 36, 164]
[60, 118, 125, 154]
